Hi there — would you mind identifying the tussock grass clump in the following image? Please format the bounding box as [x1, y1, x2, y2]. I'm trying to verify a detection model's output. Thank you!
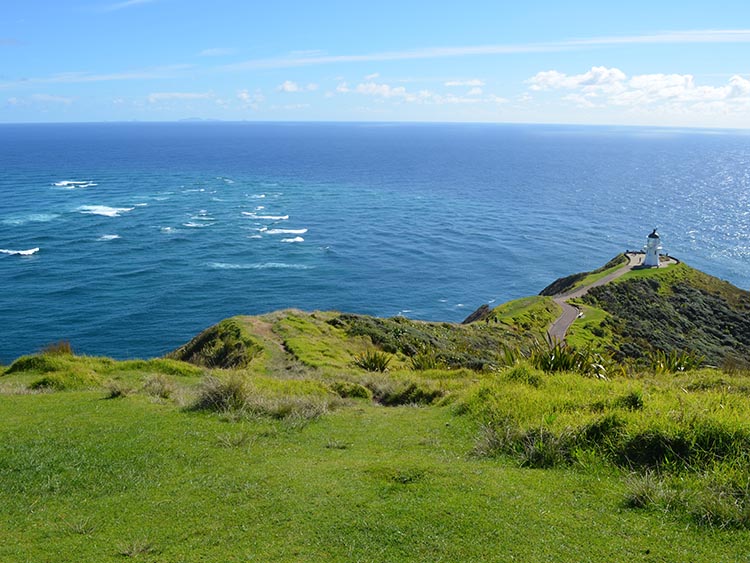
[192, 375, 249, 411]
[353, 349, 392, 372]
[191, 374, 339, 421]
[104, 381, 131, 399]
[142, 374, 175, 399]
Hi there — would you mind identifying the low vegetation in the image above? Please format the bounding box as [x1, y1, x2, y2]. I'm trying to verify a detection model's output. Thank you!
[2, 260, 749, 561]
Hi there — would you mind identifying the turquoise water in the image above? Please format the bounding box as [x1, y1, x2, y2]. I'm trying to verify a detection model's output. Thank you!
[1, 122, 748, 362]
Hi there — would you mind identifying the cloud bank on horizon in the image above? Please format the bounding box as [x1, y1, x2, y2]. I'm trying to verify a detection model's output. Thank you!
[2, 1, 750, 128]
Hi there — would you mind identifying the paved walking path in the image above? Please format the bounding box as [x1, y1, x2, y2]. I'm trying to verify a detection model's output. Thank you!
[546, 253, 677, 343]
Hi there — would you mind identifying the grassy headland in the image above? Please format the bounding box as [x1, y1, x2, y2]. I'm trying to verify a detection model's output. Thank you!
[2, 259, 750, 561]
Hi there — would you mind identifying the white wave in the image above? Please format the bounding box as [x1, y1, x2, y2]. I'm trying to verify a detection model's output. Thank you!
[0, 247, 40, 256]
[98, 234, 120, 241]
[255, 206, 265, 210]
[241, 212, 289, 220]
[78, 205, 135, 217]
[250, 194, 266, 199]
[54, 180, 96, 188]
[160, 227, 175, 233]
[183, 222, 209, 228]
[281, 236, 304, 243]
[134, 203, 148, 207]
[249, 234, 263, 239]
[190, 215, 215, 222]
[266, 228, 308, 235]
[207, 262, 311, 270]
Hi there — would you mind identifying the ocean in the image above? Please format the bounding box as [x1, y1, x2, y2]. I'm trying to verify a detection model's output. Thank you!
[1, 122, 748, 363]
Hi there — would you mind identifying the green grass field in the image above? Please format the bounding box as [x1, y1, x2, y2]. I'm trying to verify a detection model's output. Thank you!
[2, 347, 750, 562]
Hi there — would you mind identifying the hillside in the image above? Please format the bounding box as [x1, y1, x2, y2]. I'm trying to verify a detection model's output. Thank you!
[1, 259, 750, 562]
[558, 261, 750, 366]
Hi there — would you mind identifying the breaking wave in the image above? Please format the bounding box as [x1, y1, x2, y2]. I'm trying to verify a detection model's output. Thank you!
[241, 212, 289, 220]
[0, 248, 40, 256]
[78, 205, 134, 217]
[266, 228, 308, 235]
[54, 180, 97, 188]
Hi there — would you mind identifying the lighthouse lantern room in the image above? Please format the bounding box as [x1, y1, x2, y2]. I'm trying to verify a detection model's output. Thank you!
[643, 228, 662, 267]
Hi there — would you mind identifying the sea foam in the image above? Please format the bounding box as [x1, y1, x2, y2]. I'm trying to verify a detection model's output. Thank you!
[78, 205, 134, 217]
[281, 236, 304, 243]
[54, 180, 97, 188]
[242, 212, 289, 220]
[266, 228, 307, 235]
[98, 234, 120, 241]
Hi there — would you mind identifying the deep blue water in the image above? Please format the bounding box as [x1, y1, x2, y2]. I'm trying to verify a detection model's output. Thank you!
[1, 122, 749, 362]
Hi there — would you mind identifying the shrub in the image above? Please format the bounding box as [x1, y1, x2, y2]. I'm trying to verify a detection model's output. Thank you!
[168, 318, 262, 369]
[503, 364, 543, 387]
[409, 349, 442, 371]
[367, 380, 443, 406]
[40, 340, 74, 355]
[528, 341, 609, 379]
[329, 380, 372, 399]
[6, 354, 66, 374]
[648, 349, 705, 374]
[353, 349, 392, 372]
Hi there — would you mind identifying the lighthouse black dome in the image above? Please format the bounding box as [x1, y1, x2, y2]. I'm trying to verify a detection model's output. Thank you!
[648, 229, 660, 239]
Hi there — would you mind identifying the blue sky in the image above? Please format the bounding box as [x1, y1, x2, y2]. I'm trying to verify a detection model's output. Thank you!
[3, 0, 750, 127]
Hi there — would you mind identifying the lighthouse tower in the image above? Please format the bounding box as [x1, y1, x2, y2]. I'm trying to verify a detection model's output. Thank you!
[643, 228, 662, 267]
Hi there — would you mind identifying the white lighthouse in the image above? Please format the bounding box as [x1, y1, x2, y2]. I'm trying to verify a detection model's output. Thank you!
[643, 228, 662, 267]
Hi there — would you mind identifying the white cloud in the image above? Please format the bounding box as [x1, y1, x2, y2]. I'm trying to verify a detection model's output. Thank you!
[237, 89, 265, 109]
[277, 80, 301, 92]
[365, 72, 380, 80]
[341, 80, 508, 106]
[528, 66, 627, 93]
[527, 66, 750, 115]
[445, 79, 485, 87]
[276, 80, 317, 92]
[147, 92, 212, 103]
